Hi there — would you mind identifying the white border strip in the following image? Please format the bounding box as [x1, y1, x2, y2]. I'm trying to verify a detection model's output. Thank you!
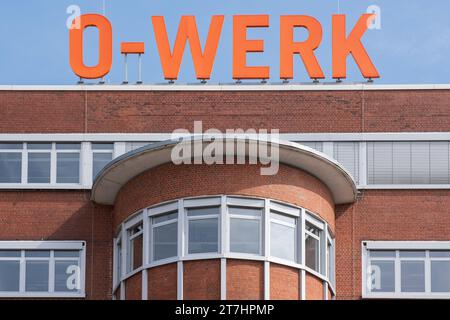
[1, 83, 450, 91]
[4, 132, 450, 142]
[0, 241, 84, 250]
[364, 241, 450, 250]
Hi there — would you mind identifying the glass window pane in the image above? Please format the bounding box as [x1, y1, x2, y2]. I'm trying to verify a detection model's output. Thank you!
[188, 218, 218, 254]
[27, 143, 52, 150]
[93, 153, 113, 178]
[54, 251, 79, 258]
[0, 153, 22, 183]
[0, 261, 20, 291]
[270, 222, 295, 261]
[229, 207, 262, 217]
[57, 153, 80, 183]
[401, 261, 425, 292]
[28, 153, 50, 183]
[153, 222, 178, 261]
[25, 260, 49, 292]
[230, 218, 260, 254]
[305, 235, 320, 271]
[129, 223, 143, 236]
[56, 143, 81, 150]
[369, 260, 395, 292]
[0, 250, 21, 257]
[116, 242, 122, 283]
[55, 260, 80, 292]
[187, 207, 220, 217]
[25, 251, 50, 258]
[305, 222, 319, 236]
[431, 261, 450, 292]
[369, 250, 396, 258]
[399, 251, 426, 258]
[92, 143, 114, 150]
[152, 212, 178, 225]
[128, 234, 143, 272]
[271, 212, 296, 225]
[0, 143, 22, 150]
[328, 241, 335, 285]
[430, 251, 450, 258]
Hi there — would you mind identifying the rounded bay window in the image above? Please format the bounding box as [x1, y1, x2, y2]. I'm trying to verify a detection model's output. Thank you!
[92, 137, 357, 300]
[113, 196, 335, 300]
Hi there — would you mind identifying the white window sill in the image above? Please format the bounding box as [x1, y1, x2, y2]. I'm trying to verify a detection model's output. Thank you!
[0, 184, 90, 190]
[359, 184, 450, 190]
[0, 292, 86, 298]
[363, 293, 450, 299]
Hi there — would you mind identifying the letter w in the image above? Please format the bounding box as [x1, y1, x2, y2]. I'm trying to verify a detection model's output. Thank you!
[152, 15, 224, 80]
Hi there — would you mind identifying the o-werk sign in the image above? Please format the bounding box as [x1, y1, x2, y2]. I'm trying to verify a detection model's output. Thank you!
[69, 14, 379, 81]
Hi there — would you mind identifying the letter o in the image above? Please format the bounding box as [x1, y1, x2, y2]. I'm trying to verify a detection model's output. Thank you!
[69, 14, 112, 79]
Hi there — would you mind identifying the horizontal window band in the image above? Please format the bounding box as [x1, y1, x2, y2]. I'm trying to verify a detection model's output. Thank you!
[0, 241, 85, 250]
[364, 241, 450, 250]
[0, 292, 86, 298]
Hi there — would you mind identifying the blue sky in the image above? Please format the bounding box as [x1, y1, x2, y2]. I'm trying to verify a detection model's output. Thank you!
[0, 0, 449, 84]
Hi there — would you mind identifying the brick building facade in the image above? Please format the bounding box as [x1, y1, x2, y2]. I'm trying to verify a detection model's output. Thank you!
[1, 84, 450, 300]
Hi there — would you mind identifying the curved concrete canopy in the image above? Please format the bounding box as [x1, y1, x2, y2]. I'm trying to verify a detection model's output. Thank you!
[91, 137, 357, 205]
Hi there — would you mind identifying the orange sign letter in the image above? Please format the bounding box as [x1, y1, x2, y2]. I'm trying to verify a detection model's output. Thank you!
[280, 15, 324, 80]
[233, 15, 270, 80]
[152, 15, 224, 80]
[332, 14, 379, 79]
[69, 14, 112, 79]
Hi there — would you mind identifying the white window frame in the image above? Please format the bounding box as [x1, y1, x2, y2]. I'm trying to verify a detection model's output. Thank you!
[7, 133, 450, 190]
[362, 241, 450, 299]
[227, 198, 264, 256]
[111, 195, 336, 298]
[184, 198, 222, 257]
[112, 231, 122, 290]
[91, 143, 114, 180]
[0, 140, 119, 189]
[0, 143, 23, 184]
[268, 202, 299, 264]
[0, 241, 86, 298]
[326, 229, 336, 289]
[124, 213, 144, 275]
[26, 142, 53, 184]
[149, 203, 179, 263]
[55, 143, 82, 184]
[304, 214, 324, 274]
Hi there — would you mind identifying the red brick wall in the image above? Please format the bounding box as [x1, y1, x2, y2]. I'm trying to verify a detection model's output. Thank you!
[4, 89, 450, 300]
[335, 190, 450, 299]
[305, 273, 324, 300]
[0, 191, 113, 300]
[183, 260, 221, 300]
[148, 263, 178, 300]
[363, 90, 450, 132]
[0, 91, 86, 133]
[270, 264, 300, 300]
[2, 90, 450, 134]
[113, 163, 335, 231]
[227, 260, 264, 300]
[121, 259, 326, 300]
[125, 273, 142, 300]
